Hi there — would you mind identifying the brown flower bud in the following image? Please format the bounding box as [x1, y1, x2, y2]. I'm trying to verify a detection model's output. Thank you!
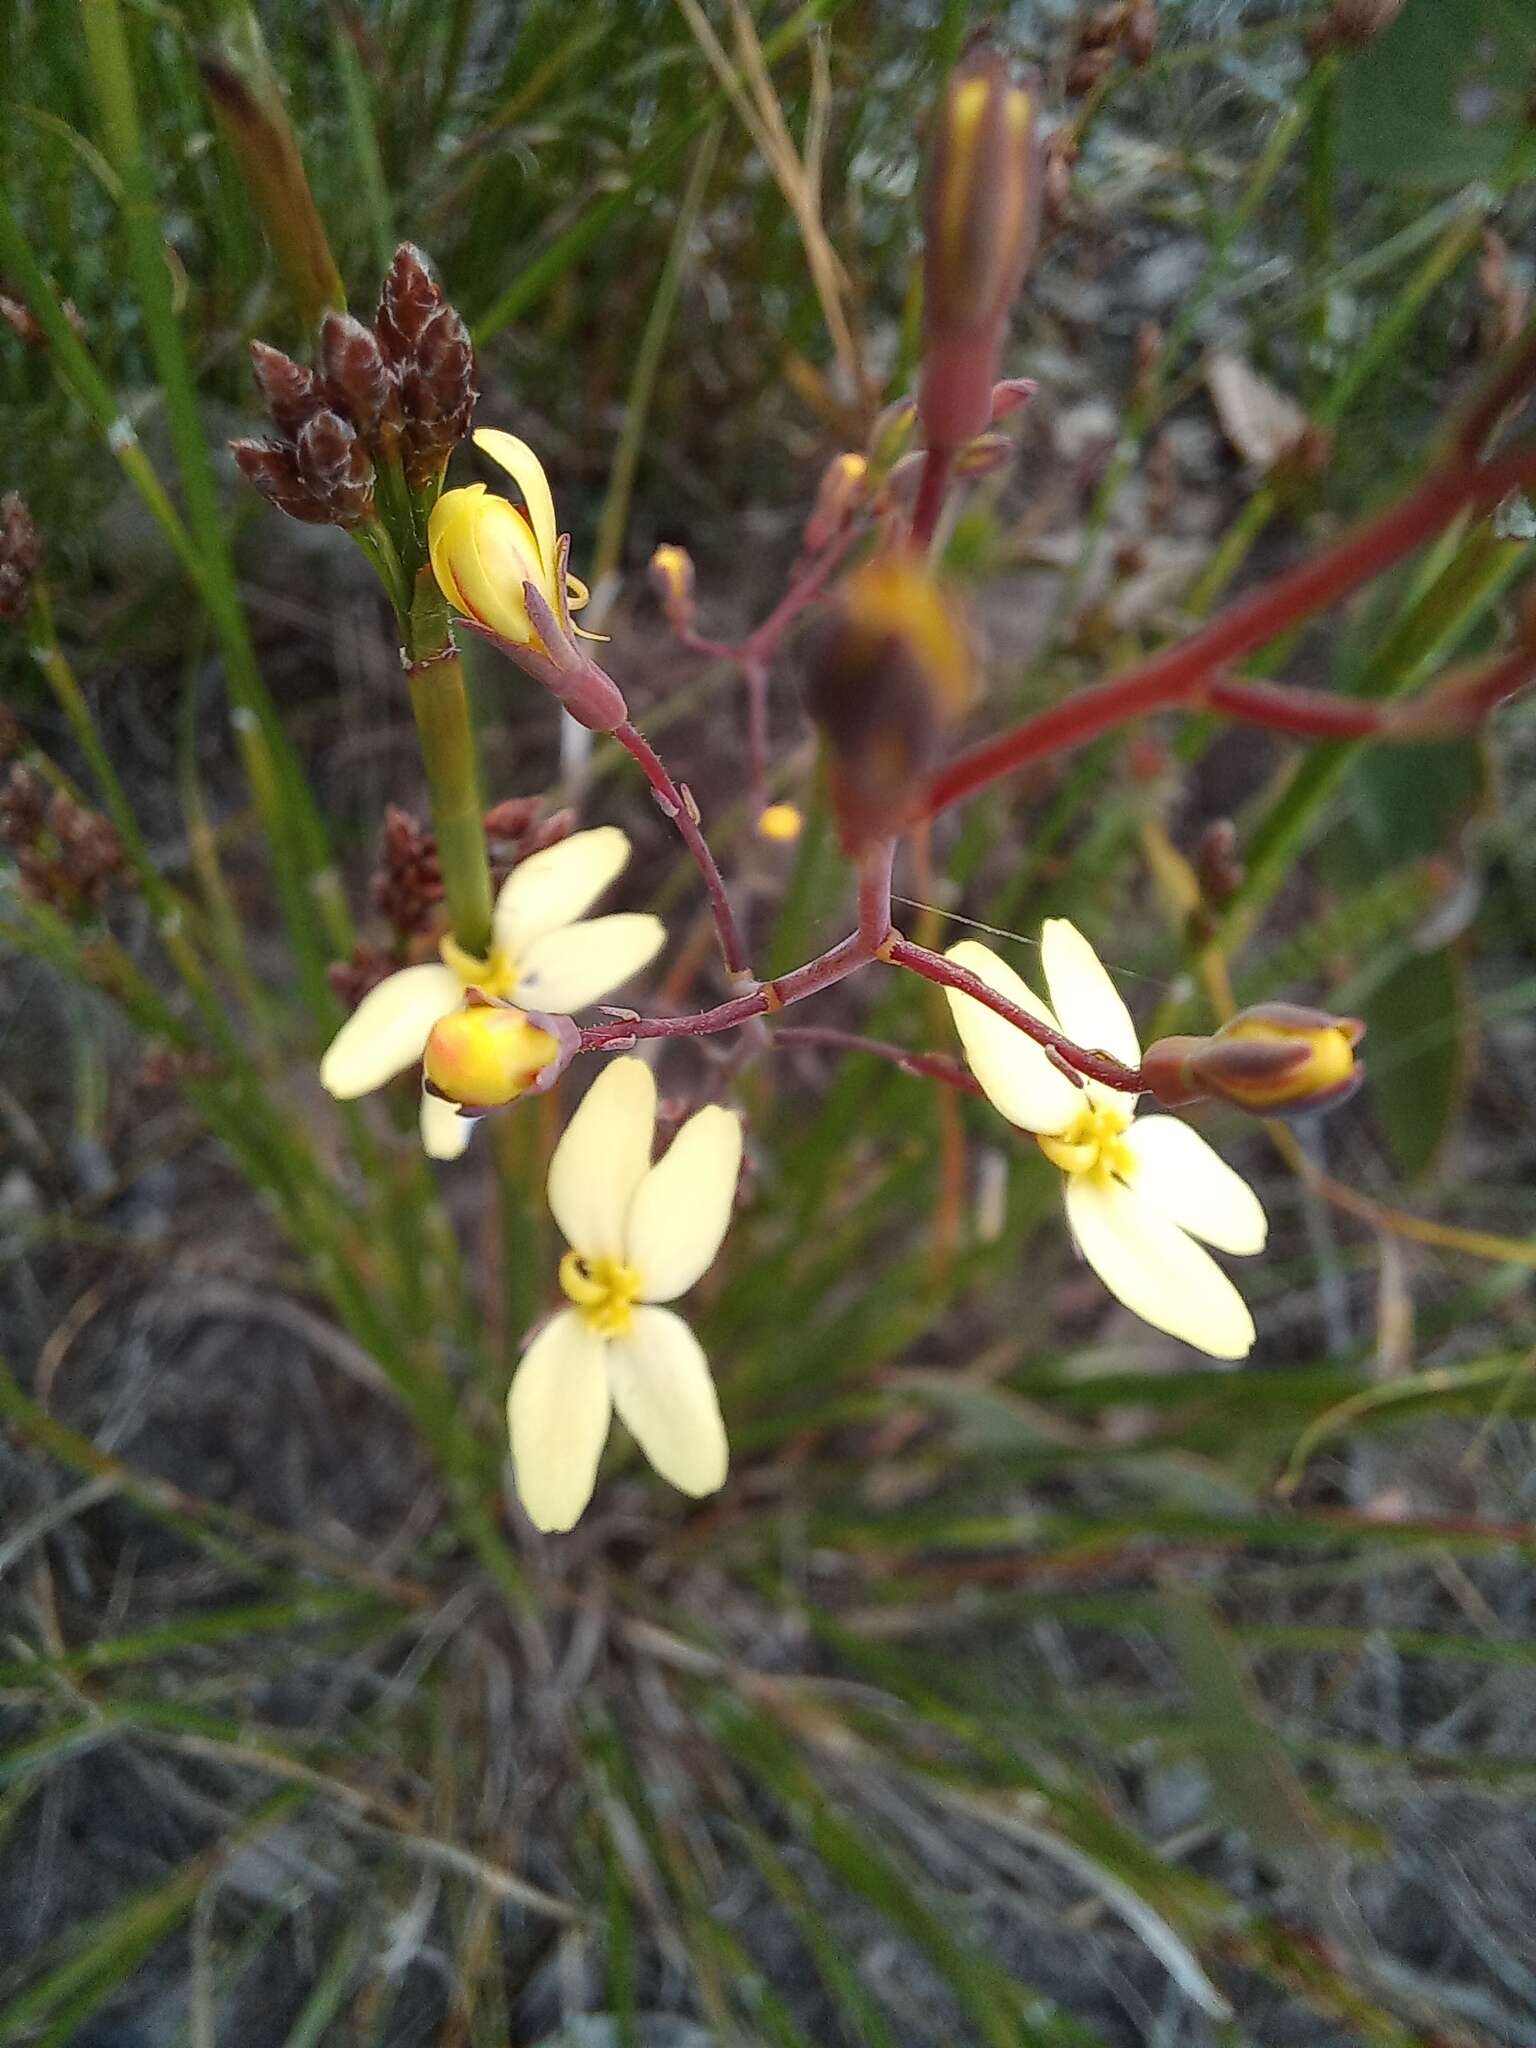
[400, 303, 477, 484]
[1194, 818, 1244, 906]
[804, 556, 972, 851]
[920, 39, 1042, 449]
[230, 437, 331, 523]
[369, 805, 442, 938]
[250, 340, 326, 442]
[0, 493, 41, 622]
[374, 242, 444, 367]
[1143, 1004, 1365, 1116]
[0, 762, 46, 844]
[482, 796, 546, 843]
[295, 409, 375, 525]
[989, 377, 1038, 422]
[1125, 2, 1159, 65]
[1306, 0, 1405, 58]
[318, 311, 392, 441]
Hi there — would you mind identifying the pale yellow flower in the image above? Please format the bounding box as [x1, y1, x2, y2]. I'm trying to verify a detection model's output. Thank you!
[428, 429, 594, 649]
[509, 1057, 742, 1533]
[319, 828, 663, 1159]
[944, 922, 1267, 1359]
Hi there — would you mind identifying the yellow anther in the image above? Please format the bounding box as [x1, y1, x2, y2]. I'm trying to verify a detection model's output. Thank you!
[1037, 1101, 1133, 1180]
[559, 1249, 644, 1338]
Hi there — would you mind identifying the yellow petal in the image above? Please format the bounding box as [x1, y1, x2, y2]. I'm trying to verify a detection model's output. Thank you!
[493, 826, 631, 954]
[1039, 919, 1141, 1070]
[318, 962, 460, 1100]
[512, 914, 665, 1015]
[943, 940, 1080, 1135]
[1121, 1116, 1267, 1256]
[607, 1306, 728, 1499]
[435, 493, 544, 643]
[420, 1087, 476, 1160]
[474, 428, 559, 585]
[1064, 1173, 1256, 1360]
[427, 484, 482, 614]
[547, 1056, 656, 1260]
[507, 1309, 612, 1532]
[628, 1105, 743, 1301]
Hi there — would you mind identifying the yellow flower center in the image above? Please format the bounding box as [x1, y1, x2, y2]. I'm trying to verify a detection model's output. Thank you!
[439, 932, 520, 1000]
[559, 1249, 644, 1339]
[1037, 1099, 1134, 1181]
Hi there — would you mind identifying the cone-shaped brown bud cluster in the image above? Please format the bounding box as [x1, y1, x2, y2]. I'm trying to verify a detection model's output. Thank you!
[234, 242, 477, 527]
[369, 805, 443, 939]
[1067, 3, 1158, 94]
[0, 493, 41, 622]
[920, 37, 1041, 451]
[804, 557, 972, 851]
[0, 767, 128, 917]
[1143, 1004, 1365, 1117]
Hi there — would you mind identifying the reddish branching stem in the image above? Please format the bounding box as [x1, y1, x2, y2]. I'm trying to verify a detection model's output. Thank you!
[924, 440, 1536, 820]
[773, 1023, 985, 1097]
[613, 720, 749, 979]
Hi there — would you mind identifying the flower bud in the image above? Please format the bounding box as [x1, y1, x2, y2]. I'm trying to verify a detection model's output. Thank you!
[804, 557, 971, 850]
[295, 409, 375, 525]
[1143, 1004, 1364, 1116]
[374, 242, 444, 367]
[230, 438, 331, 523]
[249, 340, 326, 441]
[757, 801, 803, 844]
[803, 452, 868, 553]
[400, 302, 478, 486]
[866, 396, 919, 479]
[318, 311, 392, 441]
[422, 1004, 561, 1109]
[989, 377, 1038, 422]
[648, 543, 696, 631]
[0, 493, 41, 622]
[920, 39, 1041, 449]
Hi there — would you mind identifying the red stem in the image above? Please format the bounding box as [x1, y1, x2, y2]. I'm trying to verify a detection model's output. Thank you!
[773, 1023, 985, 1097]
[883, 935, 1144, 1096]
[613, 720, 749, 979]
[908, 445, 955, 555]
[1202, 675, 1385, 741]
[742, 653, 770, 824]
[925, 443, 1536, 820]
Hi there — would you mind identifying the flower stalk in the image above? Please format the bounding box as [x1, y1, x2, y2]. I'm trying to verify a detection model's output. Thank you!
[403, 576, 494, 960]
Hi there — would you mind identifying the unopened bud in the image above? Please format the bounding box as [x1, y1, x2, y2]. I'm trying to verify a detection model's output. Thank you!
[319, 311, 392, 441]
[804, 452, 868, 552]
[866, 396, 919, 478]
[482, 796, 546, 842]
[249, 340, 325, 441]
[757, 801, 803, 843]
[400, 303, 477, 484]
[920, 39, 1041, 449]
[804, 556, 971, 850]
[648, 543, 696, 630]
[1143, 1004, 1364, 1116]
[1194, 819, 1244, 906]
[989, 377, 1038, 422]
[422, 1004, 560, 1109]
[230, 438, 331, 523]
[1306, 0, 1405, 58]
[374, 242, 443, 367]
[952, 432, 1015, 480]
[295, 409, 375, 525]
[0, 493, 41, 622]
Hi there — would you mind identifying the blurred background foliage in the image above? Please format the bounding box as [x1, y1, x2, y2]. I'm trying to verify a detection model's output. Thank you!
[3, 1, 1536, 2043]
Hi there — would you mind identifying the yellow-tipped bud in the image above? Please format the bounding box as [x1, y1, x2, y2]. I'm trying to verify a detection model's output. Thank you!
[757, 801, 804, 843]
[920, 39, 1041, 448]
[804, 453, 869, 552]
[648, 542, 696, 629]
[1143, 1004, 1365, 1117]
[429, 484, 546, 646]
[804, 557, 971, 850]
[422, 1004, 560, 1109]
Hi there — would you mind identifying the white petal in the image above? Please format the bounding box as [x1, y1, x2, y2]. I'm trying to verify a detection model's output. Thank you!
[628, 1105, 743, 1301]
[1039, 919, 1141, 1068]
[1064, 1173, 1256, 1361]
[1122, 1116, 1267, 1256]
[547, 1056, 656, 1259]
[607, 1306, 728, 1499]
[493, 827, 632, 955]
[319, 963, 460, 1100]
[512, 914, 665, 1014]
[420, 1087, 476, 1161]
[943, 940, 1081, 1135]
[506, 1309, 612, 1532]
[473, 428, 560, 582]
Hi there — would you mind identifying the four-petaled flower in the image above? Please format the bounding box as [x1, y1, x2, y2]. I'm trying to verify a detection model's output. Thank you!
[944, 921, 1267, 1359]
[320, 827, 663, 1158]
[509, 1057, 742, 1532]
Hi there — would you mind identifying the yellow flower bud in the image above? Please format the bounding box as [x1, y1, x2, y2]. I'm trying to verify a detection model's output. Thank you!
[757, 801, 804, 843]
[1143, 1004, 1364, 1117]
[429, 483, 546, 645]
[422, 1003, 560, 1108]
[804, 557, 971, 850]
[648, 543, 696, 629]
[804, 453, 868, 552]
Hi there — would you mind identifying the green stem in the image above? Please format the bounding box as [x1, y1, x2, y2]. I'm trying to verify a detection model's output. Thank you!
[404, 576, 494, 957]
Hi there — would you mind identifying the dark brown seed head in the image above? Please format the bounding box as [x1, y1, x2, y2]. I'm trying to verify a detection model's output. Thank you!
[319, 311, 393, 440]
[296, 410, 376, 525]
[249, 340, 326, 442]
[0, 493, 41, 621]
